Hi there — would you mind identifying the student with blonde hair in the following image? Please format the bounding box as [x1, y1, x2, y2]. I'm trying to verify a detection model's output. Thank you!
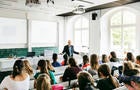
[23, 60, 33, 76]
[123, 61, 134, 76]
[46, 60, 55, 72]
[36, 74, 51, 90]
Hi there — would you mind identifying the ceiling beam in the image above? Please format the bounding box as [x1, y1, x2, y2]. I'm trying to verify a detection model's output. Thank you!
[57, 0, 140, 17]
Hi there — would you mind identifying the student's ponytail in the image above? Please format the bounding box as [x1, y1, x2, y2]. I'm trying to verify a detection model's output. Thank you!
[98, 64, 119, 88]
[109, 73, 119, 88]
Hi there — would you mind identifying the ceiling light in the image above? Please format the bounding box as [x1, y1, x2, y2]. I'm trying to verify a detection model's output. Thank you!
[25, 0, 40, 7]
[72, 5, 85, 14]
[25, 0, 54, 7]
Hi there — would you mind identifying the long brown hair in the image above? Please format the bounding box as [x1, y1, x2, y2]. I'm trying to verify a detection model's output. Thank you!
[90, 54, 99, 70]
[12, 60, 24, 78]
[98, 64, 119, 88]
[37, 60, 49, 75]
[23, 60, 33, 76]
[68, 57, 77, 67]
[46, 60, 55, 72]
[77, 71, 95, 90]
[123, 61, 134, 76]
[126, 52, 135, 62]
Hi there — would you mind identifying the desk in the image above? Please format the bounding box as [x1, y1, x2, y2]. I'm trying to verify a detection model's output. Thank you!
[0, 58, 16, 71]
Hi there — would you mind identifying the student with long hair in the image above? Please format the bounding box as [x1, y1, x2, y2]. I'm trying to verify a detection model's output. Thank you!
[88, 54, 99, 76]
[61, 54, 68, 66]
[46, 60, 55, 72]
[34, 59, 56, 88]
[23, 60, 33, 76]
[36, 74, 51, 90]
[109, 51, 119, 62]
[77, 71, 95, 90]
[102, 54, 109, 63]
[61, 57, 82, 81]
[97, 64, 119, 90]
[125, 52, 135, 62]
[0, 60, 30, 90]
[123, 61, 134, 76]
[81, 55, 90, 70]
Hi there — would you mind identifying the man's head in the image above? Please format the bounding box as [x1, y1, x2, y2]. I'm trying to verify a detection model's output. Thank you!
[68, 40, 71, 46]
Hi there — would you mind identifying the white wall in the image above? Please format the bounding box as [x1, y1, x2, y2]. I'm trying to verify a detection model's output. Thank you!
[0, 8, 65, 52]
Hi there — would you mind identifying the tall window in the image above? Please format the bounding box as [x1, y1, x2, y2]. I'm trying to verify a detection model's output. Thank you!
[110, 10, 136, 54]
[74, 16, 89, 52]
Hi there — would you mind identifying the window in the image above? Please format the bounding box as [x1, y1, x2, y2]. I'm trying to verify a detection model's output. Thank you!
[110, 10, 136, 54]
[74, 16, 89, 52]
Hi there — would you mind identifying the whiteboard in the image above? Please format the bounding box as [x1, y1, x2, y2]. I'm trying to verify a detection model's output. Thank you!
[0, 17, 27, 44]
[31, 20, 58, 45]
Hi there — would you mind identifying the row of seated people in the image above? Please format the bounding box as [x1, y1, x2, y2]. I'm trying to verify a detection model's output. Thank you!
[0, 51, 140, 90]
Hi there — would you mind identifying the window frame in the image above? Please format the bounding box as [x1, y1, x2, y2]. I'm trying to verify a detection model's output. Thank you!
[110, 10, 136, 52]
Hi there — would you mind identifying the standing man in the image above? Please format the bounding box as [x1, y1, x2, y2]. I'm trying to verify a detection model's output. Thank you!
[62, 40, 79, 57]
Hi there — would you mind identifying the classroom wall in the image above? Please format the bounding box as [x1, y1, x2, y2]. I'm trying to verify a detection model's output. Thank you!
[0, 8, 64, 58]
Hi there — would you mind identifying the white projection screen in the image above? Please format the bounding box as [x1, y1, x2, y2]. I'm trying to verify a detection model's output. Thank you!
[31, 20, 58, 46]
[0, 17, 27, 44]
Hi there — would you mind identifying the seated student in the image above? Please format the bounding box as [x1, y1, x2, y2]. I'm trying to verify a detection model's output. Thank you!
[124, 52, 135, 62]
[36, 74, 51, 90]
[123, 61, 134, 76]
[0, 60, 30, 90]
[109, 51, 121, 75]
[81, 55, 90, 71]
[46, 60, 55, 72]
[88, 54, 99, 76]
[102, 54, 109, 63]
[23, 60, 33, 77]
[118, 60, 136, 76]
[109, 51, 119, 62]
[34, 59, 56, 88]
[136, 55, 140, 67]
[119, 69, 140, 90]
[61, 54, 68, 66]
[96, 64, 119, 90]
[52, 53, 61, 67]
[61, 57, 82, 82]
[77, 71, 95, 90]
[101, 54, 112, 69]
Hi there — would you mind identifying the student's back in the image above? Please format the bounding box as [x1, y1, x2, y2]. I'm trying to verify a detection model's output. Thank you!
[0, 60, 30, 90]
[97, 77, 116, 90]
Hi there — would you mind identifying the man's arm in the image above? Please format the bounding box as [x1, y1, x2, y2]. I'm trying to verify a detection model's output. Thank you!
[72, 46, 79, 54]
[62, 45, 66, 54]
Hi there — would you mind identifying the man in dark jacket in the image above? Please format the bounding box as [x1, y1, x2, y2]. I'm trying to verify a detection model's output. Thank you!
[62, 40, 79, 57]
